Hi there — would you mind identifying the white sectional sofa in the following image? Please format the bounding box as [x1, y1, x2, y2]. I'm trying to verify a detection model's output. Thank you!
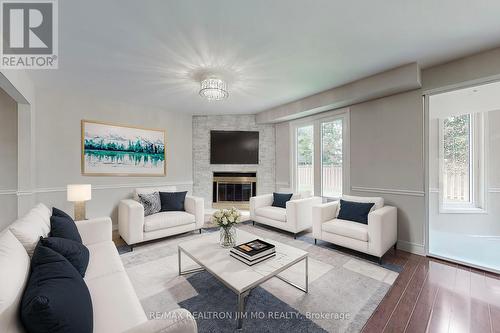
[119, 186, 204, 248]
[312, 195, 397, 263]
[250, 193, 322, 237]
[0, 204, 197, 333]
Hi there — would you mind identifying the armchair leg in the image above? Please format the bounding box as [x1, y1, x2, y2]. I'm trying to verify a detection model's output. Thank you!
[314, 238, 317, 245]
[394, 243, 397, 252]
[252, 221, 255, 226]
[130, 244, 134, 252]
[199, 229, 202, 234]
[378, 257, 383, 265]
[294, 233, 297, 239]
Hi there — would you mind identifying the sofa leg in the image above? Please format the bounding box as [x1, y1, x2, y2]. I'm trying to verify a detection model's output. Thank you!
[294, 233, 297, 239]
[130, 244, 134, 252]
[394, 243, 397, 252]
[199, 229, 202, 234]
[252, 221, 255, 226]
[378, 257, 383, 265]
[314, 238, 317, 245]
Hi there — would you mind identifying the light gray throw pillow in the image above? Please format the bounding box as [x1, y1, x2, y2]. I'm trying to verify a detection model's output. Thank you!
[138, 192, 161, 216]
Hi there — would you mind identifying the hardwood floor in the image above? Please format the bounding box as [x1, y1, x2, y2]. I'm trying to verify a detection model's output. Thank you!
[362, 249, 500, 333]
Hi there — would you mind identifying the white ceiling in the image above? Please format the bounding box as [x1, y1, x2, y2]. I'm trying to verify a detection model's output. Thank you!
[29, 0, 500, 115]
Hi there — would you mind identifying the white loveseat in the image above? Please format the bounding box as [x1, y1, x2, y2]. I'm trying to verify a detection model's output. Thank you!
[0, 204, 197, 333]
[312, 195, 397, 263]
[119, 186, 204, 248]
[250, 193, 322, 237]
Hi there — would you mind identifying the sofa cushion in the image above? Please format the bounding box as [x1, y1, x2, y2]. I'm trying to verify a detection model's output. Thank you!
[0, 230, 30, 333]
[144, 211, 195, 232]
[134, 186, 177, 201]
[84, 241, 125, 281]
[159, 191, 187, 212]
[337, 200, 374, 224]
[51, 215, 83, 243]
[40, 237, 90, 277]
[272, 192, 293, 209]
[9, 203, 51, 256]
[322, 219, 369, 242]
[21, 244, 93, 333]
[255, 206, 287, 222]
[85, 272, 147, 333]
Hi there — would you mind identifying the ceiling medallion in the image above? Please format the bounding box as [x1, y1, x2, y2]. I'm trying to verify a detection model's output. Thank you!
[199, 77, 229, 101]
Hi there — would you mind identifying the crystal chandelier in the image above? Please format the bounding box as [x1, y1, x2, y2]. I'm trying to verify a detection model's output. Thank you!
[199, 77, 229, 101]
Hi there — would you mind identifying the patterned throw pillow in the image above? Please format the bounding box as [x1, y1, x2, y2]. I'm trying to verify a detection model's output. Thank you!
[138, 192, 161, 216]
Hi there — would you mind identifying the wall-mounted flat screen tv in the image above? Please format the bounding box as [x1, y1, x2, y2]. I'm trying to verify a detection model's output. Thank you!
[210, 130, 259, 164]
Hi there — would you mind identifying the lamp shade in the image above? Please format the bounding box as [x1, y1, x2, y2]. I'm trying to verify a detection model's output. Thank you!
[67, 184, 92, 202]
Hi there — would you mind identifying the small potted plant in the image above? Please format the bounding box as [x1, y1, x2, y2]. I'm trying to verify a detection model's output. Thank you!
[212, 207, 241, 248]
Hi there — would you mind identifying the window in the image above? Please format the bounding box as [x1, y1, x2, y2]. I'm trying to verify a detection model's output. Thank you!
[321, 119, 343, 198]
[292, 110, 349, 197]
[296, 125, 314, 193]
[439, 112, 485, 212]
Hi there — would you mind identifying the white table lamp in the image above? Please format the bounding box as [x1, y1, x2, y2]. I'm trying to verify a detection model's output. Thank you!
[67, 184, 91, 220]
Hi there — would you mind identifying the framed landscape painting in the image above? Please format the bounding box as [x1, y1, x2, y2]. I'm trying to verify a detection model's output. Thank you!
[81, 120, 166, 176]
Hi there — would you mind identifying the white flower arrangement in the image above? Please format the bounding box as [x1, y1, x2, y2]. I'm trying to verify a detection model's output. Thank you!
[212, 207, 241, 229]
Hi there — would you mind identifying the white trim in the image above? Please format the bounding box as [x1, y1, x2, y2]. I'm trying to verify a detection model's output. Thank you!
[397, 240, 426, 256]
[0, 189, 18, 196]
[429, 188, 439, 193]
[489, 188, 500, 193]
[15, 181, 194, 196]
[427, 253, 500, 275]
[275, 181, 290, 186]
[351, 186, 425, 197]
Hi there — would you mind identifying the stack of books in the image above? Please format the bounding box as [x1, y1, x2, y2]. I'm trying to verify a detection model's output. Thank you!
[230, 239, 276, 266]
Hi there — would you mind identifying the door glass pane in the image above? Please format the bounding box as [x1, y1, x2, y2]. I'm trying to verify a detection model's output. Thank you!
[296, 125, 314, 193]
[321, 119, 343, 197]
[443, 114, 471, 203]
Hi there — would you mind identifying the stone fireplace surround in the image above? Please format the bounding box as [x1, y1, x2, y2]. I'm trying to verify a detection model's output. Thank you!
[193, 115, 276, 209]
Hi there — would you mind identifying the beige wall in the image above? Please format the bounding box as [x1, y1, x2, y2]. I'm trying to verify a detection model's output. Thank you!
[0, 88, 18, 230]
[273, 90, 425, 253]
[33, 88, 193, 226]
[422, 47, 500, 92]
[350, 90, 425, 251]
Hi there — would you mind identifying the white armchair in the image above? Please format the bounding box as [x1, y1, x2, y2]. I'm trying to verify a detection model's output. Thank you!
[119, 186, 204, 248]
[250, 193, 322, 238]
[312, 195, 397, 263]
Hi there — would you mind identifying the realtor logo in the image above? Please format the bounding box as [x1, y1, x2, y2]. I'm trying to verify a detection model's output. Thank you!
[1, 0, 58, 69]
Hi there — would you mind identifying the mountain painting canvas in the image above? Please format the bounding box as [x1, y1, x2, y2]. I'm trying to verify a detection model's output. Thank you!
[81, 120, 166, 176]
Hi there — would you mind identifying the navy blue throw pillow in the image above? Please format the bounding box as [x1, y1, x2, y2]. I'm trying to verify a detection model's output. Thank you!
[40, 237, 89, 277]
[50, 216, 82, 243]
[272, 193, 293, 209]
[21, 244, 93, 333]
[337, 199, 375, 224]
[52, 207, 73, 221]
[159, 191, 187, 211]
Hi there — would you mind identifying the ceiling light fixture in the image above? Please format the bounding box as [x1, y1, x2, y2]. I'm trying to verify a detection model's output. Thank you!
[199, 77, 229, 101]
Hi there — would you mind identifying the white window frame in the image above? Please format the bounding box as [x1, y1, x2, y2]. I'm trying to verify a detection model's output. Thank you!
[290, 108, 350, 199]
[438, 112, 487, 214]
[293, 123, 315, 195]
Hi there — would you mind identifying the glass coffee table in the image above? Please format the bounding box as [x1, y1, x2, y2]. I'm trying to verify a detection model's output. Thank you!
[178, 229, 308, 329]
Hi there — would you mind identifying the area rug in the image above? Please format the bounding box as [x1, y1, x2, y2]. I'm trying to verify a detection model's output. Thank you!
[120, 222, 399, 332]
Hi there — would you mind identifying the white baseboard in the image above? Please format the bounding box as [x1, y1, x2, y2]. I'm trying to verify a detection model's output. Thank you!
[397, 240, 425, 256]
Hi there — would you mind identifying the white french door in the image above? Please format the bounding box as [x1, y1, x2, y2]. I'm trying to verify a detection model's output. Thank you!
[292, 110, 349, 198]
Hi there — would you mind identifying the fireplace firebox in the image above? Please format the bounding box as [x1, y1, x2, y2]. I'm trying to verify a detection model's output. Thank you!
[212, 172, 257, 209]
